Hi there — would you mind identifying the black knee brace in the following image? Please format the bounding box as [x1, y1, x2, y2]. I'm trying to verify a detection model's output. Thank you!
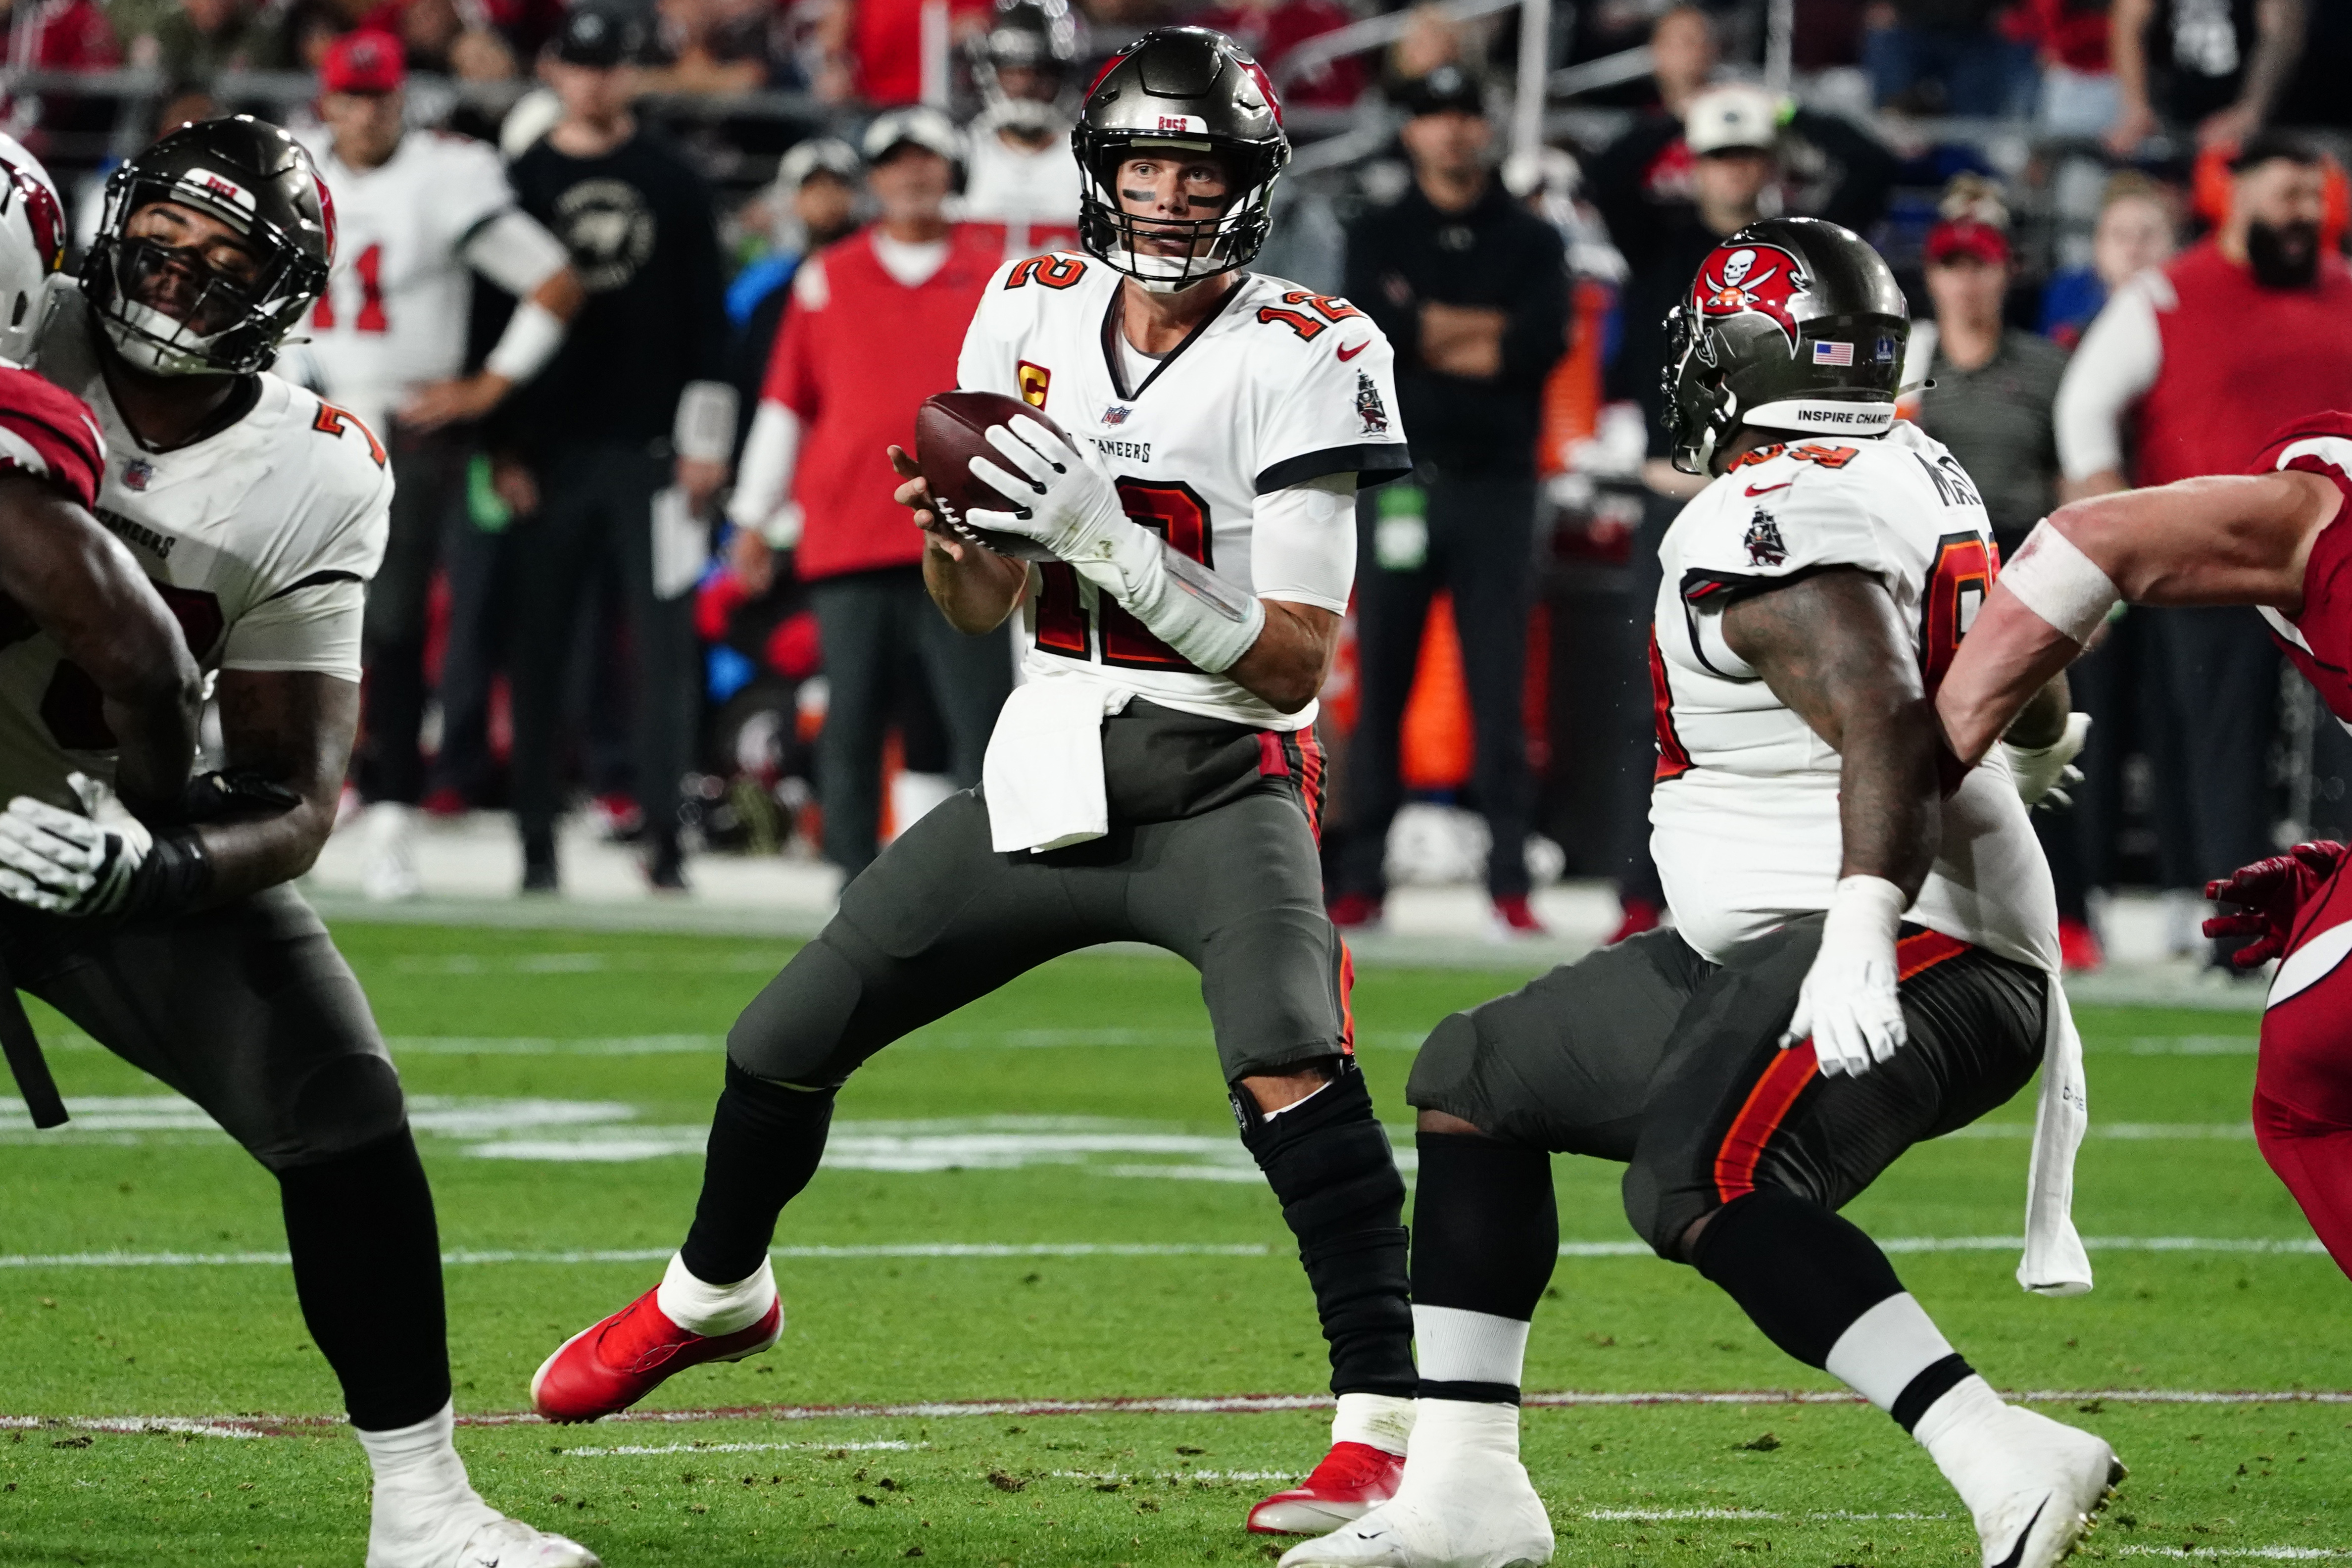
[680, 1061, 839, 1286]
[1235, 1061, 1416, 1397]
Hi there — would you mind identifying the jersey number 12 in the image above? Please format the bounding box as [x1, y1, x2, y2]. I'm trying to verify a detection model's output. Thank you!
[1033, 479, 1214, 671]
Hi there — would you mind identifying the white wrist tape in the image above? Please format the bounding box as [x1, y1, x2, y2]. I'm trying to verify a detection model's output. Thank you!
[482, 298, 567, 385]
[1072, 527, 1267, 674]
[2000, 520, 2119, 646]
[1824, 873, 1908, 946]
[673, 380, 739, 464]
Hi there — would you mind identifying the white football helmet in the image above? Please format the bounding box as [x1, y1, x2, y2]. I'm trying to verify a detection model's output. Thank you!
[0, 132, 68, 366]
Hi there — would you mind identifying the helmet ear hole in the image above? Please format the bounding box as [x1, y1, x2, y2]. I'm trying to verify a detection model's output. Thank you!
[9, 293, 25, 328]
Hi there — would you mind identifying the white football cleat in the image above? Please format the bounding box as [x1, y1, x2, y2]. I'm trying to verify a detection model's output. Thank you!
[1921, 1385, 2123, 1568]
[451, 1518, 602, 1567]
[369, 1499, 599, 1568]
[1279, 1401, 1553, 1568]
[360, 802, 422, 902]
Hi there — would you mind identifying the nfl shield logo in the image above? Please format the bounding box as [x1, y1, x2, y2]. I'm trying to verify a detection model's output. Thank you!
[123, 459, 152, 491]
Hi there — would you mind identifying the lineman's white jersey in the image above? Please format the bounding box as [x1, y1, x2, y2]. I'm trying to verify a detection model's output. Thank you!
[1649, 421, 2058, 973]
[299, 129, 524, 435]
[958, 252, 1411, 729]
[959, 120, 1083, 256]
[3, 294, 392, 812]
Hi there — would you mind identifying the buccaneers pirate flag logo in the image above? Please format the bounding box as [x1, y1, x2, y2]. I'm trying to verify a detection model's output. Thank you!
[1694, 241, 1808, 352]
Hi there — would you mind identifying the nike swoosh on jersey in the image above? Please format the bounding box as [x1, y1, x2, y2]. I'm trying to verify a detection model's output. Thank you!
[1336, 340, 1370, 362]
[1745, 481, 1792, 495]
[1989, 1496, 2052, 1568]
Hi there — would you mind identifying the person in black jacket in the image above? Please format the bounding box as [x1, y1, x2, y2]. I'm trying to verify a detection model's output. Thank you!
[493, 1, 736, 893]
[1329, 67, 1569, 936]
[1584, 80, 1898, 938]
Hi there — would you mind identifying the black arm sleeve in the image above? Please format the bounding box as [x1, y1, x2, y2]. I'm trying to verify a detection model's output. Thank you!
[1790, 107, 1903, 236]
[1497, 220, 1571, 390]
[1342, 216, 1420, 374]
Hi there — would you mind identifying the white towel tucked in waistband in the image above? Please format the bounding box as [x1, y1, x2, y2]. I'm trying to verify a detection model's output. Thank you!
[981, 678, 1130, 853]
[2017, 970, 2093, 1296]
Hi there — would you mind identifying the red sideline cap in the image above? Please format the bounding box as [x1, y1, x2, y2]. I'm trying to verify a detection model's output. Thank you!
[1925, 217, 2009, 267]
[321, 30, 405, 94]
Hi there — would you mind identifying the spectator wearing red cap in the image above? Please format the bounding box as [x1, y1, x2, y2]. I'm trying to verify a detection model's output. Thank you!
[2056, 133, 2352, 963]
[300, 27, 589, 898]
[1899, 188, 2093, 966]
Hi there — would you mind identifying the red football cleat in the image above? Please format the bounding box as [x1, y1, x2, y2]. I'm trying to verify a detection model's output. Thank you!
[1247, 1440, 1405, 1534]
[2059, 916, 2104, 974]
[418, 785, 469, 819]
[1490, 893, 1547, 937]
[1608, 896, 1663, 945]
[1326, 891, 1384, 930]
[530, 1286, 781, 1423]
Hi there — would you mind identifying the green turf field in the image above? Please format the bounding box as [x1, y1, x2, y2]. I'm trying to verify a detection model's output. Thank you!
[2, 921, 2346, 1566]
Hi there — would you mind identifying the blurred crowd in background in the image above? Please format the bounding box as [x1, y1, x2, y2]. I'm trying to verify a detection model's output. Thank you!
[2, 0, 2348, 970]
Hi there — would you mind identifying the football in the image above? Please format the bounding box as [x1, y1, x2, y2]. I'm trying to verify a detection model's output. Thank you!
[915, 389, 1071, 563]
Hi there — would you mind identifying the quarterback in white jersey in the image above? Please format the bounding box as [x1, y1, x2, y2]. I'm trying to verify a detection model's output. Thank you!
[1290, 220, 2119, 1568]
[0, 117, 597, 1568]
[956, 251, 1405, 729]
[533, 29, 1427, 1544]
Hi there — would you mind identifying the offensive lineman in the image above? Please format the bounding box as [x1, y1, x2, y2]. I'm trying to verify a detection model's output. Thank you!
[1286, 219, 2119, 1568]
[0, 117, 595, 1568]
[958, 0, 1085, 258]
[0, 142, 202, 921]
[296, 28, 587, 900]
[1936, 412, 2352, 1282]
[533, 28, 1425, 1535]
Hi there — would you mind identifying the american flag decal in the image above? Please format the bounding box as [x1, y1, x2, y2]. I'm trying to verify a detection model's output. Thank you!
[1812, 341, 1855, 367]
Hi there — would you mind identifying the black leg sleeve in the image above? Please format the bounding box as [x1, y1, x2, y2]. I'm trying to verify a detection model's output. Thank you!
[1410, 1131, 1557, 1403]
[1689, 1186, 1906, 1369]
[679, 1061, 838, 1286]
[278, 1126, 451, 1433]
[1236, 1061, 1416, 1398]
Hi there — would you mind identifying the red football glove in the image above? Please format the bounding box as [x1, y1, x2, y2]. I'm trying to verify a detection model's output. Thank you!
[2203, 841, 2351, 968]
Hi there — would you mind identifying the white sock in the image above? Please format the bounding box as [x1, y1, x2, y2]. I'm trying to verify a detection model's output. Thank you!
[1405, 1396, 1522, 1463]
[1413, 1304, 1531, 1389]
[655, 1251, 776, 1336]
[1912, 1373, 2009, 1472]
[357, 1401, 498, 1565]
[1331, 1391, 1415, 1456]
[1823, 1292, 1957, 1413]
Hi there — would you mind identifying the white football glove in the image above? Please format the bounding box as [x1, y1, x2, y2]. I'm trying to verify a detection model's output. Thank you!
[967, 415, 1266, 673]
[966, 415, 1133, 569]
[2002, 710, 2090, 810]
[1781, 874, 1909, 1078]
[0, 795, 150, 916]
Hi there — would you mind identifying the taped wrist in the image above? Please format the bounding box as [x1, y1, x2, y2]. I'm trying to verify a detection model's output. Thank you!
[482, 298, 567, 385]
[1823, 874, 1906, 950]
[1075, 528, 1267, 673]
[2001, 520, 2119, 645]
[1235, 1061, 1415, 1396]
[115, 828, 211, 919]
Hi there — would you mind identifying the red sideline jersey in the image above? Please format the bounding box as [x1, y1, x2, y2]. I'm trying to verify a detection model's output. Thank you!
[2254, 413, 2352, 727]
[0, 366, 104, 511]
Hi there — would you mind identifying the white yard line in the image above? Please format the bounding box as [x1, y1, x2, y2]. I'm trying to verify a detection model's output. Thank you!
[560, 1440, 923, 1456]
[0, 1235, 2323, 1268]
[10, 1388, 2351, 1441]
[2118, 1551, 2352, 1561]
